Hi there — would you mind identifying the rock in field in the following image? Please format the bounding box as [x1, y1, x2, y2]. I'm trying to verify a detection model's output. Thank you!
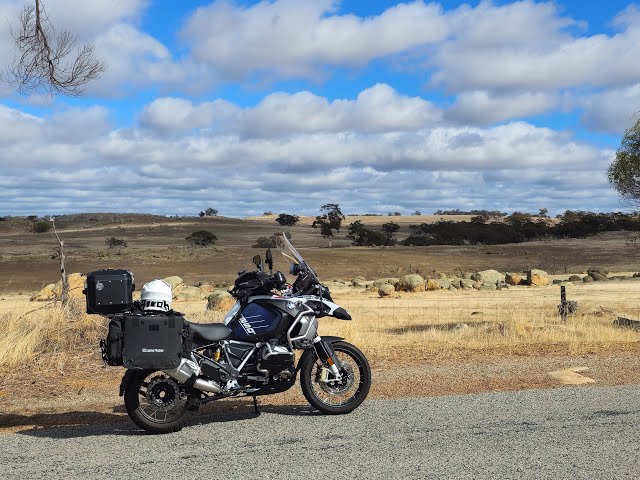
[583, 275, 594, 283]
[460, 279, 475, 290]
[569, 275, 582, 282]
[351, 276, 366, 287]
[163, 276, 184, 289]
[426, 279, 439, 291]
[588, 271, 609, 282]
[396, 274, 425, 292]
[372, 278, 400, 289]
[527, 269, 549, 287]
[471, 269, 505, 285]
[173, 285, 204, 301]
[378, 284, 395, 297]
[505, 273, 521, 285]
[31, 283, 56, 301]
[206, 290, 236, 311]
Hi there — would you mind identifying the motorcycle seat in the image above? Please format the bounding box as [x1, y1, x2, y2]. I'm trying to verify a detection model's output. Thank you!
[186, 322, 232, 342]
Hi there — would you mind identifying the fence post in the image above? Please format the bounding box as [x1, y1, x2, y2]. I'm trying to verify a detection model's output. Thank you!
[560, 285, 567, 322]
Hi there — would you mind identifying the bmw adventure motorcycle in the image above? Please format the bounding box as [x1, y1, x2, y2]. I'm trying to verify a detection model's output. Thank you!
[118, 234, 371, 434]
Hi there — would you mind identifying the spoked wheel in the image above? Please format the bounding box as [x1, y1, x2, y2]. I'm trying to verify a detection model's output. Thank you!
[124, 370, 197, 434]
[300, 341, 371, 414]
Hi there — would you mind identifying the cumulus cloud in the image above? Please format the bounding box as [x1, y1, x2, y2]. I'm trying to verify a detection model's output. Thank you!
[140, 84, 441, 136]
[579, 84, 640, 135]
[0, 99, 620, 216]
[181, 0, 448, 79]
[447, 90, 559, 125]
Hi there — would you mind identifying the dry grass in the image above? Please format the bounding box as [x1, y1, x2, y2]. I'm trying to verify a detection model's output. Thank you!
[2, 281, 640, 373]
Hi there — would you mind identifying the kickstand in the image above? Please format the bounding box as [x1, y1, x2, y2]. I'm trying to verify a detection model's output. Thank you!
[252, 396, 260, 415]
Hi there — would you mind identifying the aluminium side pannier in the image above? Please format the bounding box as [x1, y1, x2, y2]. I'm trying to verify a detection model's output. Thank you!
[122, 314, 185, 370]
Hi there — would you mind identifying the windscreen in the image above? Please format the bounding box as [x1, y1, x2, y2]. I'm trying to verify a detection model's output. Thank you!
[275, 233, 320, 282]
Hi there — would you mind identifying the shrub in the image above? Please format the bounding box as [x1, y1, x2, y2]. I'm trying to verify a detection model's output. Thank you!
[105, 237, 127, 249]
[347, 221, 396, 246]
[32, 221, 51, 233]
[253, 236, 276, 248]
[276, 213, 300, 226]
[253, 232, 292, 248]
[186, 230, 217, 247]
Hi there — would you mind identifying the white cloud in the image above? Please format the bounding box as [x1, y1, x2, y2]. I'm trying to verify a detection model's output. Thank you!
[447, 90, 558, 124]
[579, 84, 640, 135]
[140, 84, 441, 136]
[181, 0, 448, 79]
[0, 99, 621, 216]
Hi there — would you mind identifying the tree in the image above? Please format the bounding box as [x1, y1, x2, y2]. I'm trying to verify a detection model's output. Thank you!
[276, 213, 299, 226]
[411, 210, 422, 216]
[6, 0, 106, 96]
[105, 237, 127, 249]
[538, 208, 549, 217]
[198, 211, 205, 217]
[382, 221, 400, 238]
[347, 221, 395, 246]
[312, 204, 345, 247]
[608, 116, 640, 203]
[32, 220, 51, 232]
[185, 230, 217, 247]
[204, 208, 218, 216]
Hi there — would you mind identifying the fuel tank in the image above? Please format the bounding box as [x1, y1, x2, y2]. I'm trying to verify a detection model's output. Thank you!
[230, 302, 289, 341]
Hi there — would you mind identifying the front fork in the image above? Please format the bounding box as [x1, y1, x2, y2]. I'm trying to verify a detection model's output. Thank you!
[312, 336, 342, 380]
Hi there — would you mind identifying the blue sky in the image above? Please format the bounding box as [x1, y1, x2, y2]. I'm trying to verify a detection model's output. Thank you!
[0, 0, 639, 217]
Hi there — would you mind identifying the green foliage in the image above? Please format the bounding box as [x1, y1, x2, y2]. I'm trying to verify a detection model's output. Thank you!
[312, 204, 345, 242]
[27, 215, 38, 221]
[186, 230, 218, 247]
[387, 212, 401, 216]
[402, 211, 640, 246]
[608, 116, 640, 202]
[32, 221, 51, 233]
[199, 211, 205, 217]
[253, 232, 292, 248]
[205, 208, 218, 216]
[275, 213, 300, 226]
[411, 210, 422, 216]
[105, 237, 127, 249]
[347, 221, 397, 246]
[263, 211, 273, 216]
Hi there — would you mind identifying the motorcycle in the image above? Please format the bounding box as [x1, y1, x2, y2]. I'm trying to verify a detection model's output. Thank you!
[117, 234, 371, 434]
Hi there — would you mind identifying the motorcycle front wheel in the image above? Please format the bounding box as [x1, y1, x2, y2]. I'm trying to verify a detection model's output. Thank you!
[123, 369, 197, 434]
[299, 341, 371, 414]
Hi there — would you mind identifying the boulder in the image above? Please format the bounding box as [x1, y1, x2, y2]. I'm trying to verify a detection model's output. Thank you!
[478, 282, 497, 291]
[460, 279, 475, 290]
[569, 275, 582, 282]
[505, 273, 521, 286]
[163, 276, 184, 289]
[372, 278, 400, 289]
[583, 275, 594, 283]
[472, 269, 504, 285]
[207, 290, 236, 311]
[53, 272, 86, 298]
[173, 285, 204, 301]
[527, 269, 549, 287]
[587, 267, 609, 276]
[436, 278, 451, 290]
[450, 278, 462, 289]
[198, 283, 216, 294]
[426, 279, 440, 291]
[396, 274, 426, 293]
[351, 276, 366, 286]
[378, 284, 395, 297]
[31, 283, 56, 301]
[588, 271, 609, 282]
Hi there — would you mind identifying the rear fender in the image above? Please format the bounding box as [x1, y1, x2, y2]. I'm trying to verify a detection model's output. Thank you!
[119, 369, 153, 397]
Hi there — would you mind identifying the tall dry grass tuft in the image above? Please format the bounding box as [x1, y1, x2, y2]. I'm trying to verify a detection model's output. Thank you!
[0, 298, 105, 372]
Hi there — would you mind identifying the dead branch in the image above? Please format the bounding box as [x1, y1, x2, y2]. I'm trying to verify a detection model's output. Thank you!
[4, 0, 106, 97]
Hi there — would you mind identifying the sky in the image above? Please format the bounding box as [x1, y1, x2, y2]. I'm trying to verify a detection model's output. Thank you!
[0, 0, 639, 217]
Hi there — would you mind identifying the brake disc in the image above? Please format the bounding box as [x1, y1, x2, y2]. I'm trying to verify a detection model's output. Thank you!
[147, 375, 181, 410]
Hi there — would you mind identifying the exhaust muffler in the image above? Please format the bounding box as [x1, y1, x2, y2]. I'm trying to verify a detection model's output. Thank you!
[163, 358, 222, 394]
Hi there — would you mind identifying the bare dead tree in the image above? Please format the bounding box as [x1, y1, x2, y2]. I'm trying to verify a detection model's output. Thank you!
[5, 0, 106, 96]
[51, 217, 69, 305]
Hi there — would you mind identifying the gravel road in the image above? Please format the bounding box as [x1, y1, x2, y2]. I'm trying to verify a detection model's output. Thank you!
[2, 385, 639, 479]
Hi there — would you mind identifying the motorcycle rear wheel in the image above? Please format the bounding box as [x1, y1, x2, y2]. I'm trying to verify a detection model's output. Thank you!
[124, 369, 197, 434]
[300, 341, 371, 414]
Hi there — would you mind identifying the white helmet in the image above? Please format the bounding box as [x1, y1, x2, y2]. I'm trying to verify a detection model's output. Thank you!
[141, 279, 172, 313]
